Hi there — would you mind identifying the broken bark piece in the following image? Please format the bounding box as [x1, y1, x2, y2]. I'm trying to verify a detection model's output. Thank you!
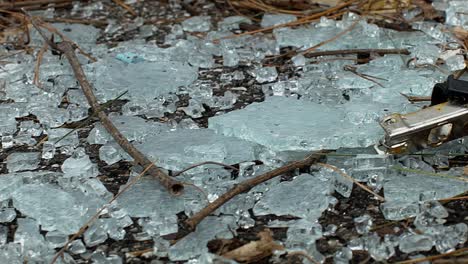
[222, 229, 284, 263]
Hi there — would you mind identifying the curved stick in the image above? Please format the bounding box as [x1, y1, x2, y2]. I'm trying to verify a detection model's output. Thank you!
[26, 13, 184, 195]
[184, 151, 328, 230]
[56, 41, 184, 195]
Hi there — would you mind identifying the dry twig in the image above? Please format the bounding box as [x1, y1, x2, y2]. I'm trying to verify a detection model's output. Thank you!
[26, 14, 184, 195]
[184, 151, 329, 231]
[33, 41, 47, 88]
[400, 93, 431, 103]
[112, 0, 137, 17]
[316, 162, 385, 201]
[343, 64, 387, 87]
[0, 0, 73, 10]
[396, 247, 468, 264]
[217, 0, 360, 41]
[304, 48, 409, 58]
[174, 161, 239, 176]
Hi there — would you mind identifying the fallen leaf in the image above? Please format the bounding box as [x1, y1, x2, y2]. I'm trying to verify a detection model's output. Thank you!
[222, 229, 284, 263]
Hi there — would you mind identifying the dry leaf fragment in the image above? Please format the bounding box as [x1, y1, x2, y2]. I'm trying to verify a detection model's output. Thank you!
[222, 229, 284, 263]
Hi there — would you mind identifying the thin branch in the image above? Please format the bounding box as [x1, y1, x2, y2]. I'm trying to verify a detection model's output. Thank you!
[391, 166, 468, 182]
[316, 162, 385, 201]
[57, 41, 183, 194]
[174, 161, 239, 177]
[51, 162, 156, 264]
[343, 64, 386, 87]
[304, 48, 410, 58]
[400, 93, 431, 103]
[112, 0, 137, 17]
[301, 18, 361, 55]
[216, 0, 360, 41]
[33, 41, 47, 88]
[0, 0, 72, 9]
[35, 90, 128, 147]
[287, 250, 320, 264]
[43, 17, 108, 26]
[27, 15, 184, 195]
[184, 150, 329, 231]
[54, 90, 129, 145]
[438, 195, 468, 202]
[396, 247, 468, 264]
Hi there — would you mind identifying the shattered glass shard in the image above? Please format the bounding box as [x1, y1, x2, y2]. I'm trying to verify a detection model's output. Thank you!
[0, 208, 16, 223]
[354, 214, 372, 235]
[261, 14, 297, 28]
[222, 48, 240, 67]
[87, 115, 169, 145]
[135, 128, 259, 171]
[99, 144, 127, 165]
[181, 99, 205, 118]
[285, 219, 323, 248]
[332, 168, 353, 198]
[45, 231, 68, 248]
[0, 174, 23, 201]
[253, 67, 278, 83]
[12, 183, 106, 234]
[182, 16, 212, 32]
[168, 216, 237, 261]
[46, 128, 79, 148]
[351, 154, 392, 182]
[0, 226, 7, 246]
[84, 219, 108, 247]
[68, 239, 86, 255]
[253, 174, 331, 221]
[380, 200, 420, 221]
[6, 152, 40, 173]
[209, 96, 382, 152]
[445, 1, 468, 29]
[334, 247, 353, 264]
[398, 233, 434, 253]
[0, 243, 22, 264]
[117, 177, 185, 218]
[218, 16, 252, 31]
[92, 59, 198, 102]
[61, 148, 99, 178]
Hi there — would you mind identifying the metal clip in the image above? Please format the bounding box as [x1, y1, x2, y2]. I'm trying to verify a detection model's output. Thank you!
[379, 102, 468, 154]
